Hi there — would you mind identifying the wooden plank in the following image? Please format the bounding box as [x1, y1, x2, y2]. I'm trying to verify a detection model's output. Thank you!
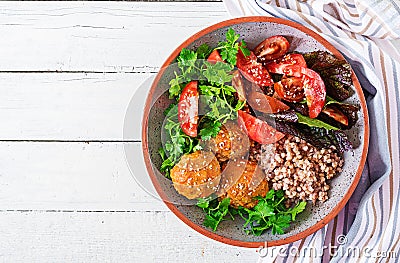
[0, 211, 257, 262]
[0, 141, 168, 211]
[0, 2, 229, 72]
[0, 73, 148, 140]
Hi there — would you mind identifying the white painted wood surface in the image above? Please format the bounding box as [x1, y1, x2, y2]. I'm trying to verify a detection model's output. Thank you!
[0, 211, 256, 262]
[0, 73, 147, 140]
[0, 1, 398, 262]
[0, 2, 228, 72]
[0, 2, 262, 262]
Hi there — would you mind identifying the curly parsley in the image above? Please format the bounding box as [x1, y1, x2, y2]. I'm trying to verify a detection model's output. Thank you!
[159, 104, 201, 178]
[217, 28, 251, 66]
[197, 196, 236, 231]
[197, 190, 307, 236]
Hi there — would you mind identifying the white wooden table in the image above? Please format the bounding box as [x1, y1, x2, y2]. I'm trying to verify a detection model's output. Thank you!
[0, 1, 259, 262]
[1, 2, 399, 262]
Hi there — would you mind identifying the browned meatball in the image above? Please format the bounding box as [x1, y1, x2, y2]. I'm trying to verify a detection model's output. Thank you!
[170, 150, 221, 199]
[218, 161, 269, 209]
[206, 121, 250, 162]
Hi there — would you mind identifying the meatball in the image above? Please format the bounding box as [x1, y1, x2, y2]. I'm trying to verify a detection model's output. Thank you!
[218, 161, 269, 209]
[206, 121, 250, 162]
[170, 150, 221, 199]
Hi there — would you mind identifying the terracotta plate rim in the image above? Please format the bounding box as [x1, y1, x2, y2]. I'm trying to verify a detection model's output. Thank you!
[141, 16, 369, 248]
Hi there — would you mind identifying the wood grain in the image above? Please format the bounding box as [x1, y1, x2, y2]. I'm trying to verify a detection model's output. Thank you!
[0, 2, 229, 72]
[0, 73, 147, 141]
[0, 141, 168, 211]
[0, 1, 398, 261]
[0, 2, 266, 261]
[0, 211, 257, 262]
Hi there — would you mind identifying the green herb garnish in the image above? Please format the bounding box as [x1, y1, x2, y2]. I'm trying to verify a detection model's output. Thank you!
[217, 28, 250, 66]
[197, 190, 307, 235]
[159, 103, 200, 178]
[197, 196, 234, 231]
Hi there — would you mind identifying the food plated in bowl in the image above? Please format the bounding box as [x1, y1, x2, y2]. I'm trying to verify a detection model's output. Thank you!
[142, 17, 368, 247]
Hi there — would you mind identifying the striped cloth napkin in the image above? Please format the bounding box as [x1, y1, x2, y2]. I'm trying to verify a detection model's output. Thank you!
[223, 0, 400, 262]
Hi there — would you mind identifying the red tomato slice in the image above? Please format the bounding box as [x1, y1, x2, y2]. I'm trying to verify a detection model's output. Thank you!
[282, 65, 326, 118]
[282, 64, 319, 79]
[322, 105, 349, 126]
[248, 91, 290, 113]
[237, 110, 285, 144]
[254, 36, 290, 62]
[207, 50, 224, 64]
[236, 49, 274, 87]
[178, 81, 199, 137]
[266, 54, 307, 74]
[274, 76, 305, 102]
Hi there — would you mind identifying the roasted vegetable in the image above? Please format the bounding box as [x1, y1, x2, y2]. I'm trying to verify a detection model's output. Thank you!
[286, 99, 359, 130]
[303, 51, 353, 101]
[275, 121, 352, 152]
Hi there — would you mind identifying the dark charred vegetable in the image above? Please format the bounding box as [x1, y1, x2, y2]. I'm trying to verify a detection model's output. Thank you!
[259, 84, 275, 96]
[337, 103, 359, 128]
[275, 121, 352, 152]
[286, 101, 309, 116]
[333, 130, 353, 152]
[322, 105, 349, 126]
[287, 99, 359, 130]
[320, 97, 360, 130]
[259, 109, 299, 124]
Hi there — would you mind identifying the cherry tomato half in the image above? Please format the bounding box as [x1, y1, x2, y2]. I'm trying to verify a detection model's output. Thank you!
[265, 54, 307, 74]
[236, 49, 274, 87]
[247, 91, 290, 113]
[237, 110, 285, 144]
[274, 76, 305, 102]
[281, 65, 326, 118]
[178, 81, 199, 137]
[207, 50, 224, 64]
[254, 36, 290, 62]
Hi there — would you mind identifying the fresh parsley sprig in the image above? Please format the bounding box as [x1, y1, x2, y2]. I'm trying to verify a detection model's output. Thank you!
[169, 44, 212, 99]
[216, 28, 251, 66]
[159, 104, 201, 178]
[197, 190, 307, 235]
[198, 61, 245, 140]
[198, 118, 222, 141]
[239, 189, 307, 235]
[197, 196, 235, 231]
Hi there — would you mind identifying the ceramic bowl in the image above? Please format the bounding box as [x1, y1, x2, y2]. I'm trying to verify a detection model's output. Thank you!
[142, 17, 368, 247]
